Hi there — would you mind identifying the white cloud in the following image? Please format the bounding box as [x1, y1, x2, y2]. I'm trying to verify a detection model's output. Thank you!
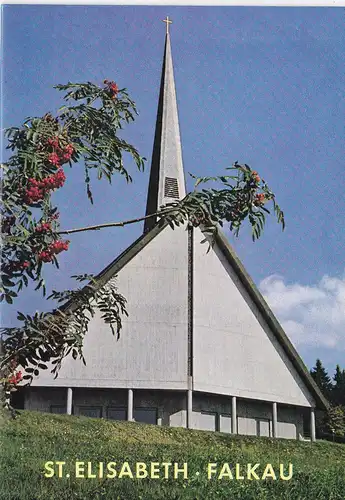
[259, 274, 345, 350]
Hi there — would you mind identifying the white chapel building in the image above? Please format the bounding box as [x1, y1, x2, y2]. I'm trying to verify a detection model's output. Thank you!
[24, 26, 328, 441]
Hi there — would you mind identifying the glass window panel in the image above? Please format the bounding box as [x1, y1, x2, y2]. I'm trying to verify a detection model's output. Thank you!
[134, 408, 157, 424]
[50, 405, 66, 414]
[107, 407, 127, 421]
[78, 407, 102, 418]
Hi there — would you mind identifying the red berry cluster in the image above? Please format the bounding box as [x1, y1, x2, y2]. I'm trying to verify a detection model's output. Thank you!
[46, 137, 74, 166]
[252, 171, 261, 184]
[104, 79, 119, 99]
[47, 137, 59, 148]
[63, 144, 74, 161]
[38, 239, 70, 263]
[254, 193, 266, 206]
[8, 370, 23, 385]
[24, 169, 66, 204]
[35, 222, 51, 233]
[48, 152, 60, 166]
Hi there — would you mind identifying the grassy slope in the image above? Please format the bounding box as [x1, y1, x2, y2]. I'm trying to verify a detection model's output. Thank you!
[0, 410, 344, 500]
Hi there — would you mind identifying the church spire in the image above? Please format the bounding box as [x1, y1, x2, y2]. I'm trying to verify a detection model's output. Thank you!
[144, 20, 186, 233]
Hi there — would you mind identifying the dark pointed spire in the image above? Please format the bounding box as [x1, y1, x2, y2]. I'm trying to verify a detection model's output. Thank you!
[144, 23, 186, 233]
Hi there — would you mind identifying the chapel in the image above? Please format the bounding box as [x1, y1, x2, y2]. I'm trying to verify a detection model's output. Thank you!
[23, 21, 327, 440]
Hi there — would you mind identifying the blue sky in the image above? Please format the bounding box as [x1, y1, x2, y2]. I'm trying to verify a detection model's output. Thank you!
[2, 5, 344, 374]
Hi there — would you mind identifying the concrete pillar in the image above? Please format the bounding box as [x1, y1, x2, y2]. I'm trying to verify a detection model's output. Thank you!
[310, 408, 316, 442]
[127, 389, 133, 422]
[186, 377, 193, 429]
[272, 402, 278, 438]
[157, 408, 163, 426]
[66, 388, 73, 415]
[187, 389, 193, 429]
[231, 396, 237, 434]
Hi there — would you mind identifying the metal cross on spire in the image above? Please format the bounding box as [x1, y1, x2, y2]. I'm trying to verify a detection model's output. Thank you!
[162, 16, 172, 34]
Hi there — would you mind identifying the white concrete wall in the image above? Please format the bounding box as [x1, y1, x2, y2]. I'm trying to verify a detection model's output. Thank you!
[191, 392, 232, 432]
[237, 400, 272, 437]
[32, 226, 189, 390]
[236, 400, 303, 439]
[278, 406, 304, 439]
[192, 228, 315, 408]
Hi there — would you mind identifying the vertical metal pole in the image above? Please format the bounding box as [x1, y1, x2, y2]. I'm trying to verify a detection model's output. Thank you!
[186, 226, 194, 430]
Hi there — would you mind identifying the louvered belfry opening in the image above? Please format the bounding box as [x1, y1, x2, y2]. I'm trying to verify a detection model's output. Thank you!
[164, 177, 179, 198]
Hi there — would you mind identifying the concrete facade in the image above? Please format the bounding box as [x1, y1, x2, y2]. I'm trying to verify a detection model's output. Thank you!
[31, 226, 189, 390]
[193, 228, 315, 408]
[24, 386, 306, 440]
[24, 223, 319, 440]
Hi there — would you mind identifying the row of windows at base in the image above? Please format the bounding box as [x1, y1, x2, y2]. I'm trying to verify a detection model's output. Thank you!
[51, 405, 157, 424]
[50, 406, 275, 437]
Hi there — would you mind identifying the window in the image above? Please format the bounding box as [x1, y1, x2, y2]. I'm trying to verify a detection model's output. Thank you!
[50, 405, 66, 414]
[78, 406, 102, 418]
[107, 407, 127, 421]
[164, 177, 179, 198]
[134, 408, 157, 425]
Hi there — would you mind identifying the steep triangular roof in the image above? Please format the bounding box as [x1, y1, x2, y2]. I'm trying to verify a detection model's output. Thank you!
[68, 222, 327, 410]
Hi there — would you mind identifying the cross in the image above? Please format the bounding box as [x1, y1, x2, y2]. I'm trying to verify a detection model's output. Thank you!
[163, 16, 172, 34]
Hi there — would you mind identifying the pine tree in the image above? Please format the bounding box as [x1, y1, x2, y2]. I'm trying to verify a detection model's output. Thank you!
[310, 359, 333, 399]
[332, 365, 345, 406]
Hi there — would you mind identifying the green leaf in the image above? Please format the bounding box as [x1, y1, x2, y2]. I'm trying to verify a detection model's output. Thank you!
[5, 294, 13, 304]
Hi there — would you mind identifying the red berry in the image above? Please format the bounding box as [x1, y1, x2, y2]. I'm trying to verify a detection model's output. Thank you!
[47, 137, 59, 149]
[254, 193, 266, 206]
[48, 152, 60, 166]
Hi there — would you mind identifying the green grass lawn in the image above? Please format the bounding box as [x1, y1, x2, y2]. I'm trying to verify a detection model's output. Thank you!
[1, 410, 344, 500]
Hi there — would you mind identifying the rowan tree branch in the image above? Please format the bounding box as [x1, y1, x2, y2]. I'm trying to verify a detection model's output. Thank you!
[58, 207, 177, 235]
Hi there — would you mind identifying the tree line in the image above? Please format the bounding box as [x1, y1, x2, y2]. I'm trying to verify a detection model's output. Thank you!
[310, 359, 345, 437]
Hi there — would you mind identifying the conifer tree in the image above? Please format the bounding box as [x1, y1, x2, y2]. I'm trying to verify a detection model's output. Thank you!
[332, 365, 345, 406]
[310, 359, 333, 399]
